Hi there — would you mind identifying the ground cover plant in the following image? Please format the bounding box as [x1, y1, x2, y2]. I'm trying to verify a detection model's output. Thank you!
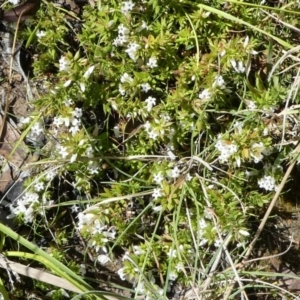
[2, 0, 300, 299]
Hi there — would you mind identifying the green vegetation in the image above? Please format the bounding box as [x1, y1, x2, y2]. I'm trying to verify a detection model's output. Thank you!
[1, 0, 300, 299]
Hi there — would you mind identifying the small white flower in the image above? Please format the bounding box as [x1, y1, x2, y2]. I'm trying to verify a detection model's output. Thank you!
[36, 30, 46, 39]
[113, 126, 121, 138]
[243, 36, 249, 48]
[147, 57, 158, 68]
[80, 83, 86, 92]
[120, 73, 133, 83]
[117, 267, 127, 280]
[167, 249, 177, 258]
[239, 229, 250, 236]
[231, 60, 245, 73]
[34, 182, 44, 192]
[247, 100, 257, 110]
[141, 83, 151, 92]
[97, 254, 111, 265]
[258, 175, 276, 191]
[59, 56, 70, 72]
[64, 98, 74, 107]
[83, 65, 95, 79]
[69, 125, 80, 136]
[70, 154, 78, 163]
[125, 42, 141, 61]
[64, 79, 72, 87]
[219, 50, 226, 57]
[87, 161, 99, 175]
[8, 0, 20, 4]
[186, 173, 192, 181]
[212, 75, 225, 89]
[148, 130, 158, 140]
[199, 89, 211, 100]
[144, 121, 152, 132]
[153, 172, 164, 185]
[167, 150, 176, 161]
[71, 205, 80, 213]
[169, 166, 180, 178]
[133, 245, 146, 255]
[145, 96, 156, 112]
[79, 264, 86, 276]
[72, 108, 83, 118]
[57, 145, 69, 159]
[119, 85, 126, 95]
[121, 0, 134, 14]
[118, 24, 130, 35]
[152, 188, 162, 200]
[152, 205, 162, 212]
[140, 20, 148, 30]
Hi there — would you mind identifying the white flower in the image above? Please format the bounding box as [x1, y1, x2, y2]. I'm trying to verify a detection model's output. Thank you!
[186, 173, 192, 181]
[212, 75, 225, 89]
[167, 150, 176, 161]
[36, 30, 46, 39]
[72, 108, 83, 118]
[231, 60, 245, 73]
[247, 100, 257, 110]
[71, 205, 80, 213]
[250, 142, 265, 163]
[57, 145, 69, 159]
[258, 175, 276, 191]
[133, 245, 145, 255]
[214, 239, 222, 248]
[34, 182, 44, 192]
[140, 20, 148, 30]
[148, 130, 158, 140]
[118, 24, 130, 35]
[144, 121, 152, 132]
[59, 56, 70, 72]
[167, 249, 177, 258]
[121, 1, 134, 14]
[117, 267, 127, 280]
[239, 229, 250, 236]
[153, 172, 164, 185]
[125, 42, 141, 61]
[152, 205, 162, 212]
[87, 161, 99, 175]
[97, 254, 111, 265]
[119, 85, 126, 95]
[64, 79, 72, 87]
[169, 166, 180, 178]
[147, 57, 158, 68]
[145, 96, 156, 112]
[215, 139, 238, 162]
[113, 35, 129, 46]
[152, 188, 162, 200]
[113, 126, 121, 138]
[70, 154, 78, 163]
[168, 270, 178, 281]
[30, 121, 44, 136]
[120, 73, 133, 83]
[141, 83, 151, 92]
[80, 83, 86, 92]
[64, 98, 74, 107]
[75, 264, 85, 277]
[69, 125, 80, 136]
[83, 65, 95, 79]
[199, 89, 211, 100]
[8, 0, 20, 4]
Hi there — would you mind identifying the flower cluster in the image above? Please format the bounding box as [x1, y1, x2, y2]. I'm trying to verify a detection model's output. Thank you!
[215, 138, 238, 163]
[77, 211, 116, 254]
[258, 175, 277, 191]
[9, 191, 53, 223]
[53, 107, 82, 138]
